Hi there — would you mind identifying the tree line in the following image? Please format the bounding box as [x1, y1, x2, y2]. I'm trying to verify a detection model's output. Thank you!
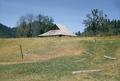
[0, 14, 58, 38]
[76, 9, 120, 36]
[16, 14, 58, 37]
[0, 9, 120, 38]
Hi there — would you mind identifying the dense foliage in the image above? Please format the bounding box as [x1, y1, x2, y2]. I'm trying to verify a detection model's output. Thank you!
[0, 10, 120, 38]
[0, 14, 58, 38]
[16, 14, 58, 37]
[76, 9, 120, 36]
[0, 23, 16, 38]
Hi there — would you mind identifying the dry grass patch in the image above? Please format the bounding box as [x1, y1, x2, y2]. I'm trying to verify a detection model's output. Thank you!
[0, 37, 85, 63]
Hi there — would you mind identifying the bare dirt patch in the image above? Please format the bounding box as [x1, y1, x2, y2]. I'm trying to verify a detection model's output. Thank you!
[0, 47, 85, 65]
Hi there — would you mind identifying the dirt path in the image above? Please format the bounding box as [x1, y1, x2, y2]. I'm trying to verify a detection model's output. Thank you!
[0, 48, 85, 65]
[0, 54, 79, 65]
[0, 61, 40, 65]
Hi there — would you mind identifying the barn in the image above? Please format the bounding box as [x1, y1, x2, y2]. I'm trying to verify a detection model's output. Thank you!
[38, 24, 76, 37]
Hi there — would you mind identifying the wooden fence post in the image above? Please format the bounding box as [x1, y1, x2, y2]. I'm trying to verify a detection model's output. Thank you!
[20, 44, 24, 60]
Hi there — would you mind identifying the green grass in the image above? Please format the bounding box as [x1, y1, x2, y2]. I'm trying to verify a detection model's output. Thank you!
[0, 55, 119, 81]
[0, 37, 120, 81]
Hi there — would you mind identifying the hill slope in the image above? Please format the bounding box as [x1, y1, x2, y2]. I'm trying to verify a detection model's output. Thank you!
[0, 23, 16, 38]
[0, 37, 120, 81]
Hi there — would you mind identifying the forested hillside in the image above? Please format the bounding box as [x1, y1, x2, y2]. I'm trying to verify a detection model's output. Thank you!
[0, 23, 16, 38]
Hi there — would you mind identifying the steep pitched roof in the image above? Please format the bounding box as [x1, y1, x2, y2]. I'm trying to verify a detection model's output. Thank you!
[38, 24, 76, 37]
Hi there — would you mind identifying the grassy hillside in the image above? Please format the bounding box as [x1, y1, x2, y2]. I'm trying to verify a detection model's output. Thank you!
[0, 37, 120, 81]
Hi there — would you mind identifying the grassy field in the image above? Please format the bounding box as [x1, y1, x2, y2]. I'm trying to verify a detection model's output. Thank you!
[0, 37, 120, 81]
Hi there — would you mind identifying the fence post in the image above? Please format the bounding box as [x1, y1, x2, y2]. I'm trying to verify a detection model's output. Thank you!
[20, 44, 24, 60]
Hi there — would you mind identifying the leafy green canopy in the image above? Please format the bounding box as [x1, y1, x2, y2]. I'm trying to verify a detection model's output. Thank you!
[76, 9, 120, 36]
[16, 14, 58, 37]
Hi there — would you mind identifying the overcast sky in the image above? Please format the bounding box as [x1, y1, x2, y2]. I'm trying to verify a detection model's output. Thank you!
[0, 0, 120, 32]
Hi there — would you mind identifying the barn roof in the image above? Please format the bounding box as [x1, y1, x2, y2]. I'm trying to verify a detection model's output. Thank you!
[38, 24, 76, 37]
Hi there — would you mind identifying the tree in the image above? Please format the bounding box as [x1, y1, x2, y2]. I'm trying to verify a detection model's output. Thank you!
[34, 14, 58, 35]
[16, 14, 58, 37]
[26, 14, 34, 37]
[16, 16, 27, 37]
[75, 31, 81, 36]
[83, 9, 108, 36]
[110, 19, 120, 35]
